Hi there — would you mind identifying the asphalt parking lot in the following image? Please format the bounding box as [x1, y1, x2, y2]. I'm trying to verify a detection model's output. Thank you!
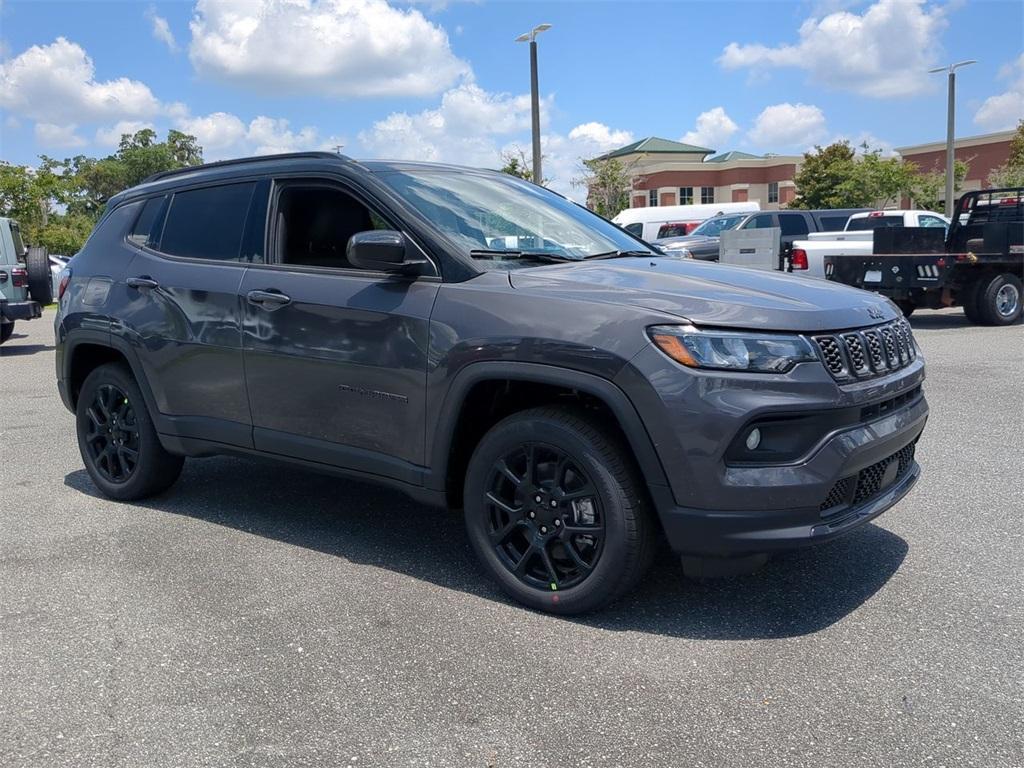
[1, 309, 1022, 768]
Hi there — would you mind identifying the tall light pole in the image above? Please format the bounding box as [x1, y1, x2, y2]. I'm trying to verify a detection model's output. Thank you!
[515, 23, 551, 185]
[928, 59, 976, 216]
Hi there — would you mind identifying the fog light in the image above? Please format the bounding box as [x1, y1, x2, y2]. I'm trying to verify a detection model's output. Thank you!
[745, 428, 761, 451]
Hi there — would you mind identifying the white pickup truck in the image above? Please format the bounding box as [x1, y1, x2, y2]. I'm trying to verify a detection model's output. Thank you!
[789, 210, 949, 278]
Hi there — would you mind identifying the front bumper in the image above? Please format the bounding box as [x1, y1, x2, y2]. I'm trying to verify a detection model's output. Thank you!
[1, 299, 42, 322]
[617, 344, 928, 556]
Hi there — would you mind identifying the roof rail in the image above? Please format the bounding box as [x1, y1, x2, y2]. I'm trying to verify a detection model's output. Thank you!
[141, 151, 351, 184]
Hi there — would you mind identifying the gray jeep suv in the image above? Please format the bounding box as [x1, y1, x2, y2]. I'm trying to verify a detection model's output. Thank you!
[55, 152, 928, 613]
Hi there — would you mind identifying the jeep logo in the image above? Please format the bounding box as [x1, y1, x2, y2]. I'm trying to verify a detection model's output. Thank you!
[867, 306, 885, 320]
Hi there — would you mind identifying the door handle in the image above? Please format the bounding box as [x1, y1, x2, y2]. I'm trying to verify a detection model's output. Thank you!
[126, 276, 159, 290]
[247, 289, 291, 309]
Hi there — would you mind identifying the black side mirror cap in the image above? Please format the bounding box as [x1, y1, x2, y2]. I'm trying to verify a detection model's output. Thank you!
[347, 230, 428, 274]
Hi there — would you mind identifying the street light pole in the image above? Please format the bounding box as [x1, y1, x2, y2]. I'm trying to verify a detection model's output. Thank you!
[515, 23, 551, 185]
[929, 60, 977, 216]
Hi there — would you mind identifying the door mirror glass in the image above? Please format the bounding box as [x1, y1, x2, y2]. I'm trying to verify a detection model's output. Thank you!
[347, 230, 426, 273]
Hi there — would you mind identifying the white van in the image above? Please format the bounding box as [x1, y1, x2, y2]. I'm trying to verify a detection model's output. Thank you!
[613, 201, 760, 242]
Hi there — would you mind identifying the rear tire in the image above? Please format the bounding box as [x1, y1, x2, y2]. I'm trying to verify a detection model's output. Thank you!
[978, 273, 1022, 326]
[25, 246, 53, 305]
[463, 406, 656, 614]
[76, 362, 184, 501]
[0, 322, 13, 345]
[961, 278, 984, 323]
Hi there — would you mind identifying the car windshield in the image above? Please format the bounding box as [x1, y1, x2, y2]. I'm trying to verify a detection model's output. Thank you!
[377, 170, 655, 268]
[690, 214, 746, 237]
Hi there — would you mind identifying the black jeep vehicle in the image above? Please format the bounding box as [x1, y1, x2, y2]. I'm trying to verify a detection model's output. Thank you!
[55, 153, 928, 613]
[826, 188, 1023, 324]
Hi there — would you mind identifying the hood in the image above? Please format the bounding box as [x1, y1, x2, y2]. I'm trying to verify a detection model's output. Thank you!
[509, 257, 899, 333]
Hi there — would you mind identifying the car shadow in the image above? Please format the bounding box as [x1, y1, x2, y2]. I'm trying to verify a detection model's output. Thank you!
[64, 457, 908, 640]
[0, 342, 55, 357]
[907, 310, 973, 331]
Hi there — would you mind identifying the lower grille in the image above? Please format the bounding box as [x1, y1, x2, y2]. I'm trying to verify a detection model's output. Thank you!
[820, 442, 917, 514]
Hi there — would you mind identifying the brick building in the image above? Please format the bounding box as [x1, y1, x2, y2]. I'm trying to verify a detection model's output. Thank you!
[590, 137, 802, 211]
[593, 130, 1016, 213]
[896, 129, 1017, 205]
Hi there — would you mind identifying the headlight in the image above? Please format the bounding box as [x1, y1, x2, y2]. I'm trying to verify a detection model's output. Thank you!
[647, 325, 818, 373]
[660, 244, 693, 258]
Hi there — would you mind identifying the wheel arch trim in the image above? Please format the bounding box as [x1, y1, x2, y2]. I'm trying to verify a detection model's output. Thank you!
[427, 361, 670, 495]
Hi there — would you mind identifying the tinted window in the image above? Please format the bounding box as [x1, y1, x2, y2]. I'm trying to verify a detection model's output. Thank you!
[128, 196, 167, 247]
[778, 213, 809, 236]
[690, 214, 745, 237]
[275, 185, 390, 270]
[624, 223, 643, 237]
[818, 216, 849, 232]
[160, 183, 256, 261]
[658, 223, 690, 238]
[9, 221, 26, 257]
[847, 215, 903, 231]
[743, 214, 776, 229]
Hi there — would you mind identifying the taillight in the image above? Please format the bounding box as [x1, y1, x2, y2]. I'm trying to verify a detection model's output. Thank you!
[11, 266, 28, 288]
[790, 248, 808, 270]
[58, 268, 72, 300]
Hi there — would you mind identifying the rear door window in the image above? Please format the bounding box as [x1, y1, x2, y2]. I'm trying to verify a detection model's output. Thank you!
[818, 216, 848, 232]
[743, 214, 776, 229]
[778, 213, 810, 236]
[159, 182, 256, 261]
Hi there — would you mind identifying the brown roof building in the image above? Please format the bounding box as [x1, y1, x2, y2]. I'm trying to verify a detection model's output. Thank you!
[593, 130, 1016, 213]
[591, 136, 802, 210]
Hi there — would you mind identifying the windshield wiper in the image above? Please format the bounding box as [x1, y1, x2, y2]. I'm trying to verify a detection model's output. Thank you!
[469, 249, 576, 263]
[583, 249, 657, 260]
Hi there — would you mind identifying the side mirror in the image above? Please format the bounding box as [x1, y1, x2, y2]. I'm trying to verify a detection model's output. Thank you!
[347, 230, 427, 273]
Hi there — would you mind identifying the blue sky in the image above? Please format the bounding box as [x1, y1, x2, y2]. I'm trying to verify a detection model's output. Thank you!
[1, 0, 1021, 198]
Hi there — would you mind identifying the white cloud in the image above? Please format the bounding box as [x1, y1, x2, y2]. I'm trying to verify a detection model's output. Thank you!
[680, 107, 738, 151]
[189, 0, 471, 98]
[974, 53, 1024, 131]
[95, 120, 156, 147]
[719, 0, 947, 98]
[356, 82, 630, 199]
[173, 111, 343, 160]
[175, 111, 247, 151]
[568, 122, 633, 148]
[146, 6, 179, 52]
[35, 122, 86, 148]
[748, 103, 827, 149]
[356, 82, 545, 165]
[0, 37, 163, 124]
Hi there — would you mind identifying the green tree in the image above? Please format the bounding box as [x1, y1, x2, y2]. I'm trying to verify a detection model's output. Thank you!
[575, 157, 634, 219]
[906, 159, 969, 213]
[0, 129, 204, 255]
[987, 119, 1024, 188]
[791, 142, 861, 209]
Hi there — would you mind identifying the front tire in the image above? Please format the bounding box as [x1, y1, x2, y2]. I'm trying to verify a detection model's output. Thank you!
[463, 407, 655, 614]
[76, 363, 184, 500]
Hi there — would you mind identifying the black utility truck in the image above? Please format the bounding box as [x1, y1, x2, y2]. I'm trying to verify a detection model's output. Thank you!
[825, 188, 1023, 325]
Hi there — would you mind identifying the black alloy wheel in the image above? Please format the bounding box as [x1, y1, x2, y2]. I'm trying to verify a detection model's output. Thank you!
[484, 442, 605, 592]
[464, 407, 656, 614]
[83, 383, 141, 483]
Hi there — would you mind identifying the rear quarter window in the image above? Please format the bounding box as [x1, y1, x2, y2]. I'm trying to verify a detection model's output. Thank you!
[128, 196, 168, 247]
[847, 215, 903, 231]
[159, 182, 256, 261]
